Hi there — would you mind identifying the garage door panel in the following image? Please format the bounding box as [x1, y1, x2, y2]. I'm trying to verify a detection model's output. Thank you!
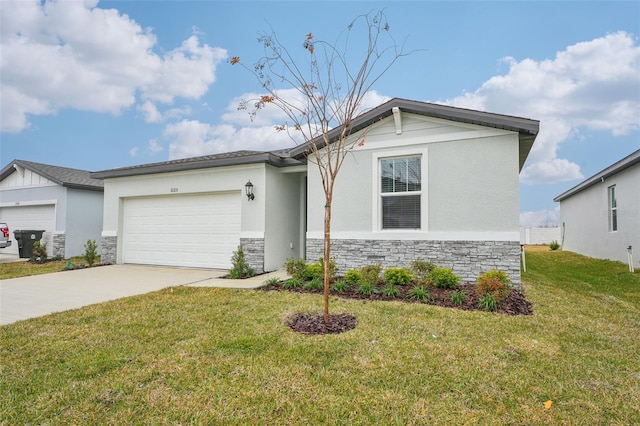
[123, 192, 240, 269]
[0, 205, 55, 256]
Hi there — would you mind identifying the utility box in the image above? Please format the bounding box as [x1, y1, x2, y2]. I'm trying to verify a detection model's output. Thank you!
[13, 230, 45, 259]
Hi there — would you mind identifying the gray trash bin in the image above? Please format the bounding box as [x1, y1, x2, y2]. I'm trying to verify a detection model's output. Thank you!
[13, 230, 45, 258]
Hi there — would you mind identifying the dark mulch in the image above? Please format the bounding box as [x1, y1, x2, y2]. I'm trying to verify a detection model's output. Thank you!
[287, 313, 357, 335]
[262, 281, 533, 334]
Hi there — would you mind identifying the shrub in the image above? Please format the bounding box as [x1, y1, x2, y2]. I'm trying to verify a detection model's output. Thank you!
[284, 257, 307, 280]
[383, 267, 413, 286]
[412, 258, 436, 282]
[303, 277, 323, 291]
[356, 281, 376, 296]
[476, 270, 511, 301]
[344, 269, 363, 285]
[84, 239, 98, 266]
[281, 278, 302, 289]
[332, 280, 349, 293]
[549, 240, 560, 251]
[451, 291, 465, 306]
[408, 285, 433, 303]
[305, 262, 324, 280]
[31, 241, 47, 260]
[360, 264, 382, 285]
[430, 267, 460, 289]
[264, 277, 280, 286]
[229, 245, 255, 279]
[381, 284, 400, 298]
[478, 293, 498, 312]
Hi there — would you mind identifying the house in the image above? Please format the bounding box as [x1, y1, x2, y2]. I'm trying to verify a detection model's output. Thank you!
[0, 160, 104, 258]
[92, 98, 539, 286]
[554, 149, 640, 266]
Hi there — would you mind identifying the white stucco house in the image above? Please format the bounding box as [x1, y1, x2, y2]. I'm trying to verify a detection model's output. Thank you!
[554, 149, 640, 266]
[92, 98, 539, 285]
[0, 160, 104, 258]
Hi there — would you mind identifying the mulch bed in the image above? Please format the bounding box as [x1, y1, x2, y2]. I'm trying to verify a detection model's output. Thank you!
[261, 282, 533, 335]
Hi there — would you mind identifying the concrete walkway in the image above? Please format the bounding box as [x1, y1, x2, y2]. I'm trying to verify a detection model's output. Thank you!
[0, 264, 289, 325]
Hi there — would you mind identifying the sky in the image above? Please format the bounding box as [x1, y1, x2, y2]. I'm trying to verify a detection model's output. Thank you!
[1, 0, 639, 227]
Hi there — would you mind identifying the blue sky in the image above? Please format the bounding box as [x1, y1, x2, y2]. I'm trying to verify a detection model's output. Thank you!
[1, 0, 639, 226]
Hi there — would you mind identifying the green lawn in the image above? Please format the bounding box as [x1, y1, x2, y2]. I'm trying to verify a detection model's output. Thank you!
[0, 256, 95, 280]
[1, 249, 639, 425]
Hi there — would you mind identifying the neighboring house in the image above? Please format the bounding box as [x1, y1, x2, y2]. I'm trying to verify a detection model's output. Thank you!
[0, 160, 104, 258]
[554, 149, 640, 266]
[93, 98, 539, 286]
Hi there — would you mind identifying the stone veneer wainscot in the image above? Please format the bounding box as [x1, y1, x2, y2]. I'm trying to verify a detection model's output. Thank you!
[240, 238, 265, 274]
[306, 238, 522, 288]
[101, 236, 117, 265]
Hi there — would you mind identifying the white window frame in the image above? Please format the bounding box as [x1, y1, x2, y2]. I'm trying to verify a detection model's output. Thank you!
[608, 185, 617, 232]
[372, 148, 428, 233]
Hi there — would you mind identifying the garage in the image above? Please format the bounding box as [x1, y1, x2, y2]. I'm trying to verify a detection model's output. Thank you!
[0, 204, 55, 256]
[122, 192, 241, 269]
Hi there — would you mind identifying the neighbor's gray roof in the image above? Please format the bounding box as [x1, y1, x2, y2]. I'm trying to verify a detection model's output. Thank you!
[0, 159, 104, 191]
[554, 149, 640, 202]
[288, 98, 540, 171]
[91, 150, 303, 179]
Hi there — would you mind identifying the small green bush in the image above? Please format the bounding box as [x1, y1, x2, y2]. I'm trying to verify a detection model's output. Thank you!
[229, 245, 255, 279]
[356, 281, 376, 296]
[264, 277, 280, 286]
[332, 280, 349, 293]
[383, 267, 413, 286]
[408, 285, 433, 303]
[360, 264, 382, 285]
[281, 278, 302, 289]
[476, 269, 511, 301]
[430, 267, 460, 289]
[284, 258, 307, 280]
[84, 239, 98, 266]
[549, 240, 560, 251]
[305, 262, 324, 280]
[303, 277, 323, 291]
[381, 284, 400, 298]
[412, 258, 436, 282]
[31, 241, 47, 260]
[344, 269, 363, 284]
[478, 293, 498, 312]
[451, 291, 465, 306]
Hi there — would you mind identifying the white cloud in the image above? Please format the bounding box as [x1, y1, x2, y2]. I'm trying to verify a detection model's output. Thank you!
[147, 139, 164, 153]
[0, 0, 226, 133]
[164, 119, 296, 160]
[129, 147, 139, 157]
[520, 207, 561, 227]
[444, 32, 640, 185]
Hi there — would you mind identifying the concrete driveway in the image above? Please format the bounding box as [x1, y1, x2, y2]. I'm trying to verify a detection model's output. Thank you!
[0, 264, 227, 325]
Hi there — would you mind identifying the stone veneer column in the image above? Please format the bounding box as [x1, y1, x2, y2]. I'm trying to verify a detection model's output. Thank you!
[239, 238, 265, 273]
[101, 236, 117, 265]
[306, 239, 522, 288]
[52, 233, 66, 259]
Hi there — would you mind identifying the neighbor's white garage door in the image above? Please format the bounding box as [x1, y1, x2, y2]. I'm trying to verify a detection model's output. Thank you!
[0, 204, 55, 256]
[122, 192, 241, 269]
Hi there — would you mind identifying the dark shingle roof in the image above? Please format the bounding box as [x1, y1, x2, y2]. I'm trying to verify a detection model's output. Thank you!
[91, 150, 303, 179]
[0, 160, 104, 191]
[553, 149, 640, 202]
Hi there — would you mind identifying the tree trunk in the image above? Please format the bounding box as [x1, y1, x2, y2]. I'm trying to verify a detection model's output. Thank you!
[323, 198, 332, 323]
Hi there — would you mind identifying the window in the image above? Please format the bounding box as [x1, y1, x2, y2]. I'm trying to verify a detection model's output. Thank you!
[609, 185, 617, 232]
[380, 156, 421, 229]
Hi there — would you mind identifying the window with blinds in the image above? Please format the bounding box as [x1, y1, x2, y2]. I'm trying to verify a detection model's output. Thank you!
[380, 156, 421, 229]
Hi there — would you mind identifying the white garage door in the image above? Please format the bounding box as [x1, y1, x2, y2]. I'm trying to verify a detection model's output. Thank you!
[0, 204, 55, 256]
[122, 192, 241, 269]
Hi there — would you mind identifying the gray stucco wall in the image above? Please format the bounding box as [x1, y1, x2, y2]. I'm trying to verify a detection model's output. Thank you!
[560, 164, 640, 265]
[65, 188, 104, 258]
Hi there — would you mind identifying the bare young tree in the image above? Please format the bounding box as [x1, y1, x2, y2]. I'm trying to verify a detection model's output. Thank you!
[232, 10, 410, 323]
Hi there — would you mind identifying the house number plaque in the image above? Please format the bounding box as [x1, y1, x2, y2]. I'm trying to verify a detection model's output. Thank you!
[170, 187, 179, 193]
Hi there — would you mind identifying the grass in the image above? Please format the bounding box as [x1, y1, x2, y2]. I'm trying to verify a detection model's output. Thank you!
[1, 249, 639, 424]
[0, 257, 93, 279]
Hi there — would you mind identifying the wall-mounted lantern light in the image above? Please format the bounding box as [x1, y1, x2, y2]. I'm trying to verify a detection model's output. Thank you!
[245, 180, 255, 201]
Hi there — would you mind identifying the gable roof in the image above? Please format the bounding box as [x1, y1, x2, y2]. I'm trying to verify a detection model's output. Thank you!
[554, 149, 640, 202]
[91, 150, 303, 179]
[287, 98, 540, 171]
[0, 159, 104, 191]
